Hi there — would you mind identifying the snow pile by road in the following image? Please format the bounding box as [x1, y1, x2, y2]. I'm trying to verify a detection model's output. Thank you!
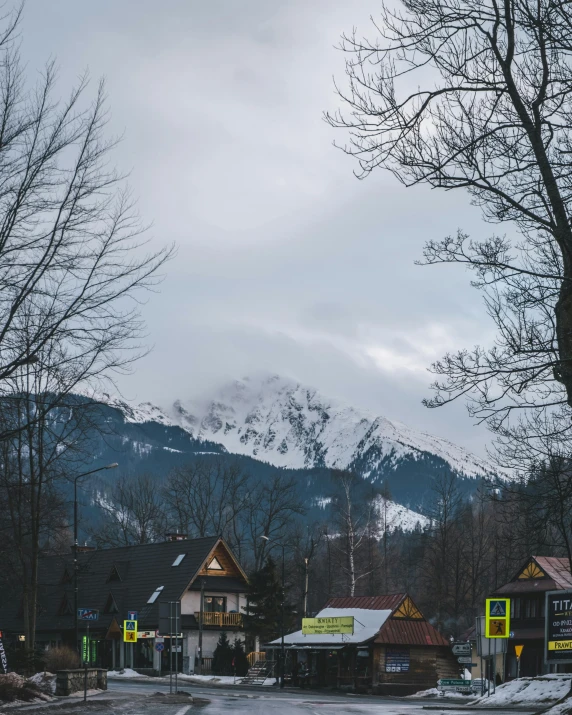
[107, 668, 149, 679]
[409, 687, 472, 699]
[473, 675, 572, 706]
[27, 672, 56, 694]
[541, 700, 572, 715]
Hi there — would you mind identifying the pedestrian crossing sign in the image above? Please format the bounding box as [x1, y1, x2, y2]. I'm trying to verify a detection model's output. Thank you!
[124, 620, 138, 642]
[485, 599, 510, 638]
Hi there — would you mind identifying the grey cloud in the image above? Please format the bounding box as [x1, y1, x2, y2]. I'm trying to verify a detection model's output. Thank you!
[21, 0, 495, 455]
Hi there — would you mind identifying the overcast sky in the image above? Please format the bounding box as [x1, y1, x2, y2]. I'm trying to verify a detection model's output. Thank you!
[22, 0, 499, 456]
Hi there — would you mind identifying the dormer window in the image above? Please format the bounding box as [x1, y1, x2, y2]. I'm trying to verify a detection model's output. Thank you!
[207, 557, 223, 571]
[107, 565, 122, 582]
[172, 554, 186, 566]
[57, 593, 73, 616]
[147, 586, 164, 604]
[103, 593, 119, 614]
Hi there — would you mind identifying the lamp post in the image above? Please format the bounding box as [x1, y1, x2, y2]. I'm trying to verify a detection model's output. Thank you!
[73, 463, 118, 655]
[261, 535, 286, 689]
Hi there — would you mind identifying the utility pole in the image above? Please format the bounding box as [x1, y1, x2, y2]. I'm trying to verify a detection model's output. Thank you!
[73, 463, 118, 654]
[197, 579, 205, 675]
[303, 558, 309, 618]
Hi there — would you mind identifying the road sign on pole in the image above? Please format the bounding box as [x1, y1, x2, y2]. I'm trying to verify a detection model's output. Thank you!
[77, 609, 99, 621]
[128, 611, 138, 621]
[515, 645, 524, 658]
[124, 620, 138, 642]
[485, 599, 510, 638]
[452, 643, 471, 656]
[457, 656, 473, 664]
[155, 643, 165, 652]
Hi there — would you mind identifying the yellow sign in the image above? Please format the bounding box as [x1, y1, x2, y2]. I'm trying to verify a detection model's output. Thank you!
[515, 645, 524, 658]
[123, 619, 138, 643]
[302, 616, 354, 635]
[548, 640, 572, 651]
[485, 599, 510, 638]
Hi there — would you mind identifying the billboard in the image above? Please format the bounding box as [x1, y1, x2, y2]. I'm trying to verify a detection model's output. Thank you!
[546, 590, 572, 664]
[302, 616, 354, 635]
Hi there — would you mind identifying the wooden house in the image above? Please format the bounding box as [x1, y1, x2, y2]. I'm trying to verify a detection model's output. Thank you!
[269, 593, 459, 694]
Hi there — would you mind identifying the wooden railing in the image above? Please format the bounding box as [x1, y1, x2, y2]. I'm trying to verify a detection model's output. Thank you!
[194, 612, 243, 627]
[247, 651, 266, 666]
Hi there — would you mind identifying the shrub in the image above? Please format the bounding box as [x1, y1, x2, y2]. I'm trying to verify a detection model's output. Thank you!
[212, 632, 233, 675]
[0, 673, 42, 702]
[44, 645, 80, 672]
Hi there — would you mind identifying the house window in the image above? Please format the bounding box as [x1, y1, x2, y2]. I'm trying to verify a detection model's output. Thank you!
[207, 557, 223, 571]
[147, 586, 164, 604]
[524, 598, 538, 618]
[511, 598, 521, 619]
[204, 596, 226, 613]
[60, 568, 73, 585]
[172, 554, 186, 566]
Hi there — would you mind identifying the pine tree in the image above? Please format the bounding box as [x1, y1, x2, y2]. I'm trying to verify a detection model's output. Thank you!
[232, 639, 250, 676]
[244, 556, 296, 643]
[212, 632, 233, 675]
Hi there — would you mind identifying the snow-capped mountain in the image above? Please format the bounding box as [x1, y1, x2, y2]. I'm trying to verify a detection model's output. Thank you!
[170, 374, 497, 480]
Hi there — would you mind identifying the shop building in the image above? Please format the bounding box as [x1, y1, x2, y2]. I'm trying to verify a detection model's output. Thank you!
[484, 556, 572, 679]
[268, 594, 458, 694]
[0, 535, 249, 673]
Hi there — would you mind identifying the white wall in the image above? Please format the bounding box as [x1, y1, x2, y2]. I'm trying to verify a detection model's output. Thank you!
[185, 630, 247, 672]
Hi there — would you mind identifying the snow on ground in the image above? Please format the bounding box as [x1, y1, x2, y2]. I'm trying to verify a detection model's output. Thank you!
[107, 670, 278, 687]
[27, 672, 56, 693]
[542, 700, 572, 715]
[408, 687, 473, 699]
[472, 675, 572, 706]
[108, 669, 150, 679]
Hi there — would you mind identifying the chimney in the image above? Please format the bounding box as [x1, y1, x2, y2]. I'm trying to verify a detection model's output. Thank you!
[76, 544, 96, 552]
[165, 532, 187, 542]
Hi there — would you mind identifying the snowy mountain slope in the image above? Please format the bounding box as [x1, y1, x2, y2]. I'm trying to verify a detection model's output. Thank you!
[170, 374, 497, 480]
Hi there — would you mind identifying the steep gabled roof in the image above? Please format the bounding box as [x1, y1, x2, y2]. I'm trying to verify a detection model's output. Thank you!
[324, 595, 405, 611]
[494, 556, 572, 595]
[273, 592, 449, 648]
[0, 536, 248, 635]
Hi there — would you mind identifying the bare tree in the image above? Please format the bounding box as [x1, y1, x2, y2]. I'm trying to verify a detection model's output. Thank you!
[0, 7, 173, 440]
[326, 0, 572, 441]
[91, 474, 166, 547]
[163, 460, 250, 544]
[328, 470, 380, 596]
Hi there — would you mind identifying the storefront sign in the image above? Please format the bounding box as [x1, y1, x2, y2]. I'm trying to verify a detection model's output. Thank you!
[385, 648, 410, 673]
[546, 590, 572, 664]
[302, 616, 354, 635]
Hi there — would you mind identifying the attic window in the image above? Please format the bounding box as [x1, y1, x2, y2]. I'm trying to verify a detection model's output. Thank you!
[172, 554, 186, 566]
[103, 593, 119, 614]
[107, 565, 122, 582]
[57, 594, 73, 616]
[207, 557, 223, 571]
[60, 568, 72, 585]
[147, 586, 164, 604]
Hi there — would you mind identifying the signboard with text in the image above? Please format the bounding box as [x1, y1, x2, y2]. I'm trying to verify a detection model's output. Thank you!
[385, 647, 410, 673]
[302, 616, 354, 635]
[546, 590, 572, 664]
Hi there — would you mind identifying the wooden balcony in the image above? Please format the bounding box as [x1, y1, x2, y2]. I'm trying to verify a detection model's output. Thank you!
[194, 612, 243, 627]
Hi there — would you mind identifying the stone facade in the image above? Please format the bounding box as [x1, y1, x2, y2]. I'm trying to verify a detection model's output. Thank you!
[55, 668, 107, 696]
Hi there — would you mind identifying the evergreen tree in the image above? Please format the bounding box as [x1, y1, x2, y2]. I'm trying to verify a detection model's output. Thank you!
[232, 639, 250, 676]
[244, 556, 296, 643]
[212, 632, 233, 675]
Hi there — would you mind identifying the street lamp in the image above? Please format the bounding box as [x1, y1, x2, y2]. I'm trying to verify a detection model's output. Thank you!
[73, 463, 118, 655]
[261, 535, 286, 689]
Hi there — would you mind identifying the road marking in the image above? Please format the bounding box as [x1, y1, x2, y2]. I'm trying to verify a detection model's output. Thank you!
[173, 706, 191, 715]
